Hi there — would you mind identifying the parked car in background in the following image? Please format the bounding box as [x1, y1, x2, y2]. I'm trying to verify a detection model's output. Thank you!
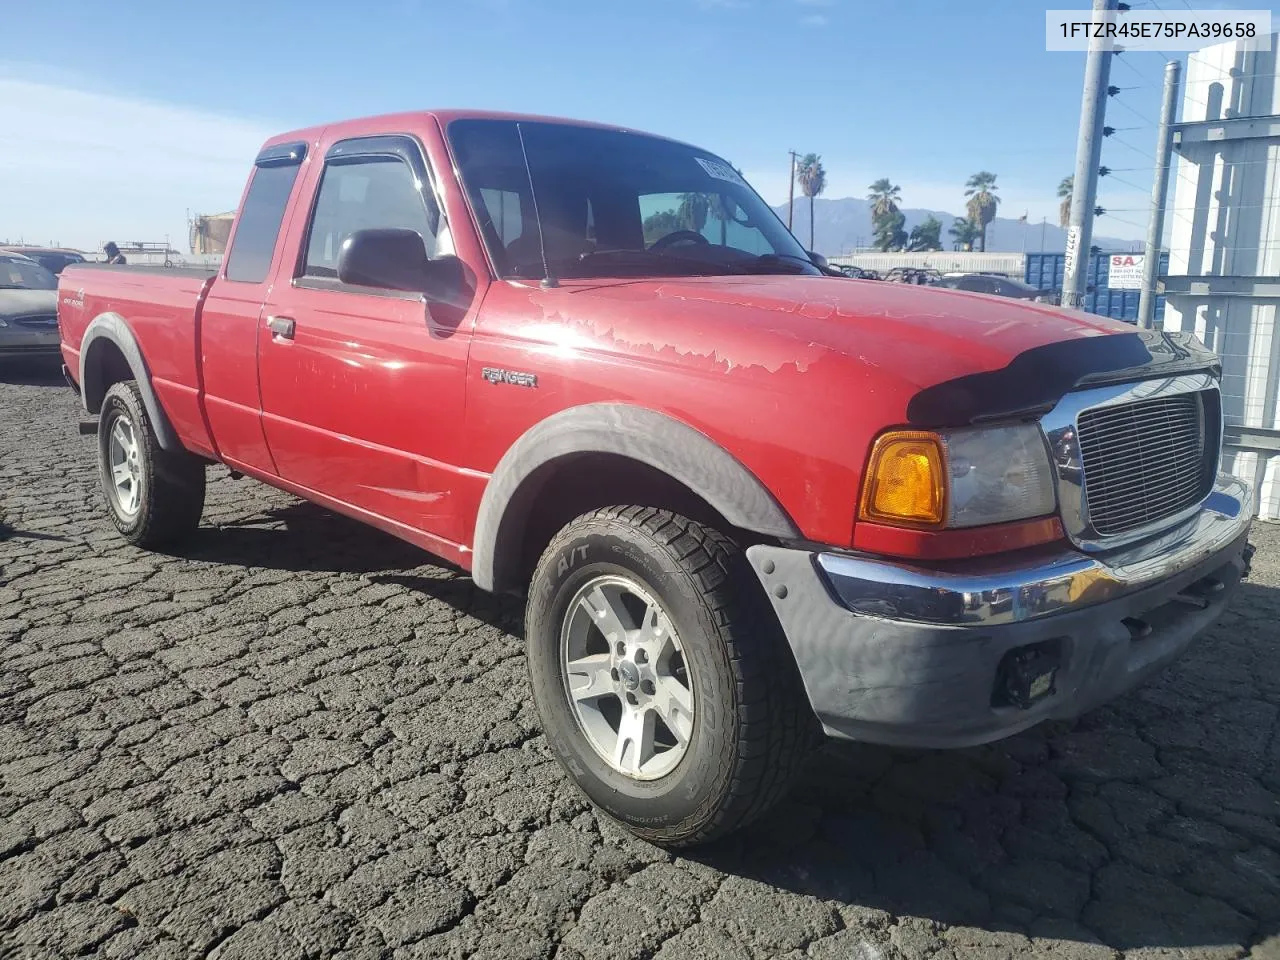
[0, 252, 60, 359]
[884, 266, 940, 285]
[1, 246, 87, 275]
[836, 265, 880, 280]
[932, 272, 1053, 302]
[58, 109, 1253, 847]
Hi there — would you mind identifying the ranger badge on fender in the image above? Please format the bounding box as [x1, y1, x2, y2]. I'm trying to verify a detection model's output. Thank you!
[481, 367, 538, 388]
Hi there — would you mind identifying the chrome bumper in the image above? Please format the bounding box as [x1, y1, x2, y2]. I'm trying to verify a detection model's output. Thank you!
[747, 474, 1254, 748]
[816, 474, 1254, 627]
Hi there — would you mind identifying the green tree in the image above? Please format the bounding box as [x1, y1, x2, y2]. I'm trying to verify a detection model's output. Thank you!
[867, 178, 902, 219]
[707, 194, 731, 245]
[873, 209, 908, 251]
[1057, 175, 1074, 228]
[707, 167, 744, 245]
[907, 215, 943, 252]
[677, 193, 709, 233]
[964, 171, 1000, 252]
[949, 217, 981, 251]
[642, 210, 685, 245]
[797, 153, 827, 250]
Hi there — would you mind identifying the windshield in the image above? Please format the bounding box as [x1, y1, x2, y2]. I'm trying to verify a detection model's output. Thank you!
[448, 119, 818, 280]
[33, 253, 84, 275]
[0, 256, 57, 290]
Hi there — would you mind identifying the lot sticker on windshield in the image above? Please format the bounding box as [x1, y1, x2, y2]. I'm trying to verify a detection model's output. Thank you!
[695, 157, 746, 186]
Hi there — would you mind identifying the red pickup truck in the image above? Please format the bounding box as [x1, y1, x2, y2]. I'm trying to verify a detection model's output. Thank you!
[59, 110, 1254, 846]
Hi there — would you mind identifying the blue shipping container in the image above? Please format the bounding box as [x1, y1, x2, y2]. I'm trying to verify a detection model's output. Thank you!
[1025, 251, 1167, 324]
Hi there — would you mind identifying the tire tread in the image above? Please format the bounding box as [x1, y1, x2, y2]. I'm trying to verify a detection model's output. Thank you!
[536, 505, 815, 846]
[99, 380, 205, 548]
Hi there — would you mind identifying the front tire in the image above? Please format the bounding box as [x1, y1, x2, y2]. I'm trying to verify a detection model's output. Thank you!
[97, 380, 205, 547]
[525, 506, 814, 846]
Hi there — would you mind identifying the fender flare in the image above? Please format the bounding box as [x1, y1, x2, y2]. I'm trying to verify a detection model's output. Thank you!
[79, 312, 181, 451]
[471, 403, 800, 592]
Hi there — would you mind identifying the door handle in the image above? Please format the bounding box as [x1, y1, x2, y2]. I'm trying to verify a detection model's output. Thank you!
[267, 315, 295, 340]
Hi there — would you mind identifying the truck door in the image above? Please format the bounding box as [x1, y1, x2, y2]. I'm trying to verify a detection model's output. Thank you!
[201, 142, 308, 476]
[257, 135, 475, 550]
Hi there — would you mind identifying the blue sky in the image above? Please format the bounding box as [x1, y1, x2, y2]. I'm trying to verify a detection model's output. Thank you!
[3, 0, 1277, 252]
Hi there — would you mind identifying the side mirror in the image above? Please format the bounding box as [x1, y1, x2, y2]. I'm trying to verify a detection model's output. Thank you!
[807, 250, 844, 277]
[337, 228, 429, 291]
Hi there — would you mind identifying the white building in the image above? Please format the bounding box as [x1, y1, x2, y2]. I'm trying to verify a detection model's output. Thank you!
[1161, 34, 1280, 520]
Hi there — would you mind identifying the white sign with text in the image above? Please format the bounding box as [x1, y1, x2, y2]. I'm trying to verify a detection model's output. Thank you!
[1108, 254, 1145, 290]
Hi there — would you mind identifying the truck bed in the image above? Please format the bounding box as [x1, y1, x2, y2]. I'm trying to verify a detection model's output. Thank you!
[59, 263, 218, 457]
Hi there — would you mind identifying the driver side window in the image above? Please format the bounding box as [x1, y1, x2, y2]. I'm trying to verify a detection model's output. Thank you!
[303, 157, 440, 279]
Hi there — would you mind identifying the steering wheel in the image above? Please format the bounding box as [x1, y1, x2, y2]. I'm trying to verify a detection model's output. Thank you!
[649, 230, 710, 251]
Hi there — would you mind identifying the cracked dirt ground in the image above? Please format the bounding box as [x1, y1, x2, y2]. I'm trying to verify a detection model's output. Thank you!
[2, 363, 1279, 960]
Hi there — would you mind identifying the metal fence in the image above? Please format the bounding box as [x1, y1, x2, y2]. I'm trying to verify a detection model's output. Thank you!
[1160, 35, 1280, 520]
[827, 251, 1025, 277]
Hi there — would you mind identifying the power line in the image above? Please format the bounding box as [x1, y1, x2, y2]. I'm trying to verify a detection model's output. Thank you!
[1108, 135, 1155, 159]
[1104, 173, 1154, 193]
[1182, 71, 1280, 82]
[1108, 97, 1158, 126]
[1165, 157, 1279, 170]
[1095, 211, 1150, 232]
[1112, 54, 1161, 85]
[1105, 202, 1279, 212]
[1142, 0, 1180, 60]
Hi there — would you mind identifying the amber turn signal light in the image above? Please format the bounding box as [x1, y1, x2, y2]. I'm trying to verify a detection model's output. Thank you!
[859, 431, 946, 526]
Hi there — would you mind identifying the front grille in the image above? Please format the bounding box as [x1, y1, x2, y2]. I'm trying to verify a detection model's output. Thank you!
[1077, 391, 1213, 536]
[11, 314, 57, 329]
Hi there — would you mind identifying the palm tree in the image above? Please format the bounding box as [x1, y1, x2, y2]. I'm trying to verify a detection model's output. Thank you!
[677, 193, 709, 234]
[949, 217, 981, 252]
[867, 179, 902, 219]
[797, 153, 827, 250]
[1057, 175, 1074, 228]
[707, 194, 731, 245]
[964, 171, 1000, 252]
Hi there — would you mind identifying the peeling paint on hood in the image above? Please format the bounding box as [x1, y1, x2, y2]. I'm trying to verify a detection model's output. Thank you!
[530, 275, 1133, 392]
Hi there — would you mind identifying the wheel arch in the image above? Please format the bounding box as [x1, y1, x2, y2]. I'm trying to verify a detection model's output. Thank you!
[471, 403, 799, 593]
[79, 312, 181, 451]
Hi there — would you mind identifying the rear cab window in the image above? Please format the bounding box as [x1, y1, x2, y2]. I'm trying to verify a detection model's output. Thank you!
[224, 142, 307, 284]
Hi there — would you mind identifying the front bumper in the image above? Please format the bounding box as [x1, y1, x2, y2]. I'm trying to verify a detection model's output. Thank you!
[748, 475, 1254, 748]
[0, 327, 61, 357]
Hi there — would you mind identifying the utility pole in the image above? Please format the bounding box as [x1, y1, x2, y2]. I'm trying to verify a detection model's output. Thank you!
[1062, 0, 1116, 309]
[787, 150, 799, 231]
[1138, 60, 1180, 329]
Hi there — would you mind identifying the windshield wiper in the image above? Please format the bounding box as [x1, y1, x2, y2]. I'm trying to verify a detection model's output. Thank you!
[574, 249, 747, 276]
[746, 253, 817, 275]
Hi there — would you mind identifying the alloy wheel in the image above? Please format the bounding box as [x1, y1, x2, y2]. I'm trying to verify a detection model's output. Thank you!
[559, 574, 695, 780]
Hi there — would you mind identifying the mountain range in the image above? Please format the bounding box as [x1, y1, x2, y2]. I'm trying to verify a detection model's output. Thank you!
[771, 197, 1141, 256]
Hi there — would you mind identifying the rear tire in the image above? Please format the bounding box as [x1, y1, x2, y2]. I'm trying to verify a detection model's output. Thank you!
[525, 506, 815, 847]
[97, 380, 205, 547]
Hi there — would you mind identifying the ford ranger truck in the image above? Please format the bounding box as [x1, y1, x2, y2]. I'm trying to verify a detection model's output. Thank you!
[58, 111, 1255, 847]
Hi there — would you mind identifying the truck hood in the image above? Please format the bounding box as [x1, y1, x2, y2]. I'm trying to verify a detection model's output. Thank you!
[0, 289, 58, 320]
[560, 275, 1218, 426]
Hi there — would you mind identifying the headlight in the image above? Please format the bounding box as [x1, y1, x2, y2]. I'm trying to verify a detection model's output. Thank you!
[942, 425, 1057, 527]
[861, 425, 1056, 528]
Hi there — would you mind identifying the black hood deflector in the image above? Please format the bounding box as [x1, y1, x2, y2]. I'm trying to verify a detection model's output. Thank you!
[906, 329, 1220, 427]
